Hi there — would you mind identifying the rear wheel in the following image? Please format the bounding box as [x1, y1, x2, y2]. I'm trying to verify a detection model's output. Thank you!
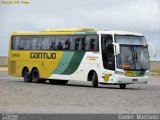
[119, 84, 126, 89]
[92, 72, 98, 87]
[22, 68, 32, 82]
[32, 68, 40, 83]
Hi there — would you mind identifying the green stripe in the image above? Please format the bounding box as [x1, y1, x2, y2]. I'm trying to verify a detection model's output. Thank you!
[53, 52, 74, 74]
[62, 51, 85, 75]
[52, 51, 85, 75]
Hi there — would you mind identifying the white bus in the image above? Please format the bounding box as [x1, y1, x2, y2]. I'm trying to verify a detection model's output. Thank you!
[9, 28, 152, 89]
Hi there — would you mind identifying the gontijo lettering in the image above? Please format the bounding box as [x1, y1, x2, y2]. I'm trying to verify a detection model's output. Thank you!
[30, 52, 56, 59]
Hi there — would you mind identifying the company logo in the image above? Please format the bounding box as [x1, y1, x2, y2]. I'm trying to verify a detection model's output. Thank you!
[87, 56, 98, 61]
[30, 52, 56, 59]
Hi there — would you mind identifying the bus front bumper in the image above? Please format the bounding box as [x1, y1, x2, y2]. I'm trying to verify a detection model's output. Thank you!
[108, 74, 149, 84]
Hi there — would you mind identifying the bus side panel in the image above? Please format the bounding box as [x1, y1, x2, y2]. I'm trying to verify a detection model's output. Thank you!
[70, 51, 102, 81]
[8, 50, 64, 78]
[49, 51, 85, 80]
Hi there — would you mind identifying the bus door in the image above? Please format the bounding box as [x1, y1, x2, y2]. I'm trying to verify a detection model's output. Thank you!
[101, 34, 115, 71]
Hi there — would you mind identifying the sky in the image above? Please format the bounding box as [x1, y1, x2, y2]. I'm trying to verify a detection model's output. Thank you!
[0, 0, 160, 61]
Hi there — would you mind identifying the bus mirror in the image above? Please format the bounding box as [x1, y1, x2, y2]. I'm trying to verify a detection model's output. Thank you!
[113, 43, 120, 55]
[149, 45, 156, 57]
[148, 44, 156, 58]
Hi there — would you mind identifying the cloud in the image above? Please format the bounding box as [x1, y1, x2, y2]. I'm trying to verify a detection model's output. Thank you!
[0, 0, 160, 60]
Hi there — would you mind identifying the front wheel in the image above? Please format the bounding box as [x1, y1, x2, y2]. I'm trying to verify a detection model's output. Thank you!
[92, 72, 98, 87]
[119, 84, 126, 89]
[32, 68, 40, 83]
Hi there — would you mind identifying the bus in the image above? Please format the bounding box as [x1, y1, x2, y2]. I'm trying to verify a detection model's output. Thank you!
[8, 28, 151, 89]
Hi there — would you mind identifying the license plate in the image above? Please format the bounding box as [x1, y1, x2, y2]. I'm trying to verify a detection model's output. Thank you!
[132, 79, 138, 82]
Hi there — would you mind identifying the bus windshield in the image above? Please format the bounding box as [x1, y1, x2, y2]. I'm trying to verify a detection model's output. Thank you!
[115, 35, 147, 45]
[115, 35, 149, 70]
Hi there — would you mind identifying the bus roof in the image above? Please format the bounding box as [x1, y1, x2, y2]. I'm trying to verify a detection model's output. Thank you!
[11, 28, 97, 35]
[11, 28, 144, 36]
[43, 28, 96, 32]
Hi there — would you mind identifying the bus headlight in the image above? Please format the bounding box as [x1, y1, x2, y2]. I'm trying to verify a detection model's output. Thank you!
[115, 71, 125, 76]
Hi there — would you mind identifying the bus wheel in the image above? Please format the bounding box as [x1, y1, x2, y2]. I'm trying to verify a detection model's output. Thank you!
[32, 68, 40, 83]
[119, 84, 126, 89]
[92, 72, 98, 87]
[22, 68, 31, 82]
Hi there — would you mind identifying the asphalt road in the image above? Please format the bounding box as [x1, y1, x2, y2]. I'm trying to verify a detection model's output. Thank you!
[0, 71, 160, 114]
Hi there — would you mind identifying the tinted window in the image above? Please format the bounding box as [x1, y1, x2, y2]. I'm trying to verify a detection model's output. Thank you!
[30, 36, 41, 50]
[11, 35, 99, 51]
[49, 36, 56, 50]
[20, 36, 30, 50]
[86, 35, 98, 51]
[74, 36, 85, 50]
[69, 36, 75, 50]
[101, 35, 113, 50]
[11, 36, 20, 50]
[55, 36, 70, 50]
[41, 36, 50, 50]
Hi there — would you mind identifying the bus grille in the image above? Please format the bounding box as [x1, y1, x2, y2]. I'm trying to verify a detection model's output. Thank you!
[9, 61, 16, 74]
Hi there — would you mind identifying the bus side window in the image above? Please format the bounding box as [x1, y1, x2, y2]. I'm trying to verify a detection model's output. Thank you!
[69, 36, 75, 50]
[74, 36, 85, 51]
[20, 36, 31, 50]
[49, 36, 56, 50]
[90, 39, 95, 50]
[74, 37, 79, 50]
[11, 36, 15, 49]
[11, 36, 20, 50]
[57, 42, 63, 50]
[41, 36, 50, 50]
[86, 35, 98, 51]
[55, 36, 63, 50]
[63, 39, 70, 50]
[78, 40, 82, 50]
[81, 37, 86, 50]
[31, 36, 41, 50]
[49, 41, 55, 50]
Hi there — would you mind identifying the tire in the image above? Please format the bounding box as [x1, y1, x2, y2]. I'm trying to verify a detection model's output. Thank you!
[32, 68, 40, 83]
[119, 84, 126, 89]
[92, 72, 98, 87]
[22, 68, 32, 82]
